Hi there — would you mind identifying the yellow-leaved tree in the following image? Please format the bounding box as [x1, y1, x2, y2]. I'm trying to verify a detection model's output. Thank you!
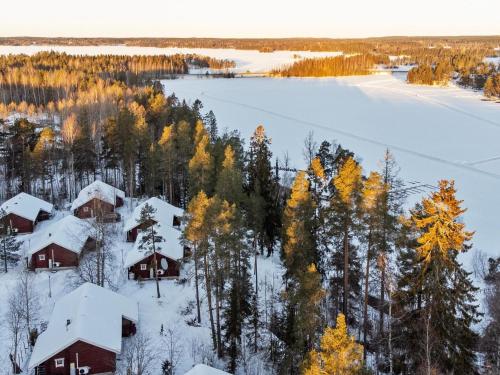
[303, 313, 364, 375]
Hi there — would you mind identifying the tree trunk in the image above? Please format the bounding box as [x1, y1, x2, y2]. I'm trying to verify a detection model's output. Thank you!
[204, 254, 217, 350]
[363, 228, 372, 361]
[194, 245, 201, 324]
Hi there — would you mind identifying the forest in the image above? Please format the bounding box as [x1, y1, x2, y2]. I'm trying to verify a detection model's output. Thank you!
[272, 54, 389, 77]
[0, 48, 499, 375]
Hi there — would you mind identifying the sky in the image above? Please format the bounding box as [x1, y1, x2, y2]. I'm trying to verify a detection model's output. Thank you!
[2, 0, 500, 38]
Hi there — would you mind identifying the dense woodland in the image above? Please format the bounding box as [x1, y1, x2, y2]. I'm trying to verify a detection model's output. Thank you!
[0, 50, 499, 375]
[272, 54, 390, 77]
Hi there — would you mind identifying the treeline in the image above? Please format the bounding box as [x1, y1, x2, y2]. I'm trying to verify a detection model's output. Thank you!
[1, 36, 499, 54]
[272, 54, 389, 77]
[0, 52, 234, 106]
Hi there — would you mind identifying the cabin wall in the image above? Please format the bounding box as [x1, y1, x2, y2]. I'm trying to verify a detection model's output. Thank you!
[4, 213, 33, 233]
[126, 220, 157, 242]
[30, 244, 79, 269]
[36, 340, 116, 375]
[74, 198, 115, 219]
[129, 253, 179, 279]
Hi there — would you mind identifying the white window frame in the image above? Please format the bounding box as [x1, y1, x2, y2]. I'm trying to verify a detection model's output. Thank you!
[140, 264, 147, 271]
[39, 254, 46, 261]
[54, 358, 64, 368]
[83, 206, 89, 212]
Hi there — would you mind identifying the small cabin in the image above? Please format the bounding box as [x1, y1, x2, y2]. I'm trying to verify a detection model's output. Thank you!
[29, 283, 138, 375]
[71, 180, 125, 221]
[26, 215, 95, 270]
[125, 224, 186, 280]
[124, 197, 183, 242]
[0, 192, 53, 234]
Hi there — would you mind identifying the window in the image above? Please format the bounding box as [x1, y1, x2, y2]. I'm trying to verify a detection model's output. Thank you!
[140, 264, 147, 271]
[83, 206, 89, 212]
[54, 358, 64, 368]
[39, 254, 46, 261]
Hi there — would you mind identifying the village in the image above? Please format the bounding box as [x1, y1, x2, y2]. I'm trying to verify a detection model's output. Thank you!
[0, 180, 243, 375]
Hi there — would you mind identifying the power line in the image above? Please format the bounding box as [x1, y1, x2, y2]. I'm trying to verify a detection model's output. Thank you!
[199, 91, 500, 181]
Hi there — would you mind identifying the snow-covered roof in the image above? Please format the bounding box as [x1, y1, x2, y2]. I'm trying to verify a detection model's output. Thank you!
[184, 364, 231, 375]
[26, 215, 94, 256]
[124, 224, 184, 268]
[70, 180, 125, 211]
[124, 197, 184, 232]
[29, 283, 138, 369]
[0, 192, 53, 222]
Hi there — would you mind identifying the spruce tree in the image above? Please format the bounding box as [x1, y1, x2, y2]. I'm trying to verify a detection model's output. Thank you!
[394, 180, 480, 375]
[246, 125, 281, 256]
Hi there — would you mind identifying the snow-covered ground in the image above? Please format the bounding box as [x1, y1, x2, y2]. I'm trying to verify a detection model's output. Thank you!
[0, 202, 283, 375]
[163, 74, 500, 266]
[0, 45, 341, 74]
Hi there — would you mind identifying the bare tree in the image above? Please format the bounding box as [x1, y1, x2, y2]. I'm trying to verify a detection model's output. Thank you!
[121, 333, 157, 375]
[161, 325, 183, 375]
[18, 271, 40, 347]
[6, 281, 28, 374]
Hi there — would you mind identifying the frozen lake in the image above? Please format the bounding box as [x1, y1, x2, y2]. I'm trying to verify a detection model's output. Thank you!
[164, 74, 500, 263]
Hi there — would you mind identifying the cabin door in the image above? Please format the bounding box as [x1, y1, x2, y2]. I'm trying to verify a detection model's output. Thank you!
[70, 363, 76, 375]
[149, 267, 154, 279]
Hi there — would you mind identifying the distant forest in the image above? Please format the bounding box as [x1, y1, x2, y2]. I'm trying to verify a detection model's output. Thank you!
[272, 54, 390, 77]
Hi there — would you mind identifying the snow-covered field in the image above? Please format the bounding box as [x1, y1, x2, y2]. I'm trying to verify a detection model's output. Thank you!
[0, 45, 341, 73]
[0, 202, 283, 375]
[163, 74, 500, 265]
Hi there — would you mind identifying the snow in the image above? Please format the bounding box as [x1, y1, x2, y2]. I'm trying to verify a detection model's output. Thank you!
[124, 224, 185, 268]
[0, 192, 53, 222]
[0, 45, 342, 74]
[25, 215, 93, 256]
[70, 180, 125, 211]
[184, 364, 230, 375]
[124, 196, 184, 232]
[163, 73, 500, 265]
[28, 282, 138, 369]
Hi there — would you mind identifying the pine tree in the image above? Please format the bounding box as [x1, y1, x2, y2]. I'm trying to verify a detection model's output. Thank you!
[360, 171, 385, 360]
[394, 180, 480, 375]
[137, 203, 164, 298]
[281, 171, 324, 374]
[184, 191, 211, 325]
[328, 156, 363, 325]
[188, 124, 213, 198]
[303, 313, 364, 375]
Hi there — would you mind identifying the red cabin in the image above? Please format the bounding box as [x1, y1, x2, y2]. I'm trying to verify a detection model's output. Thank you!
[0, 192, 53, 234]
[29, 283, 138, 375]
[71, 180, 125, 220]
[125, 223, 186, 280]
[124, 197, 183, 242]
[27, 215, 95, 270]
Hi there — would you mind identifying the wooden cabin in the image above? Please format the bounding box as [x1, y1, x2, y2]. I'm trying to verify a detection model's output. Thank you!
[125, 223, 186, 280]
[27, 215, 95, 270]
[0, 192, 53, 234]
[124, 197, 183, 242]
[29, 283, 138, 375]
[71, 180, 125, 221]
